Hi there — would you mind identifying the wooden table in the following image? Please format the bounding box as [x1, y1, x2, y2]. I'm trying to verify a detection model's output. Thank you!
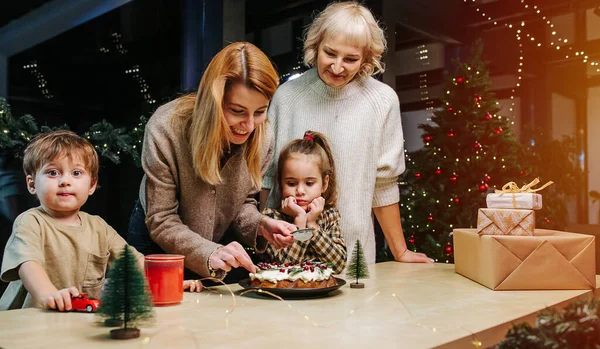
[0, 262, 597, 349]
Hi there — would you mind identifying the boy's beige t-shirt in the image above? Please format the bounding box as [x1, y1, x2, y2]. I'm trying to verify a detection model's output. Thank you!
[0, 207, 142, 310]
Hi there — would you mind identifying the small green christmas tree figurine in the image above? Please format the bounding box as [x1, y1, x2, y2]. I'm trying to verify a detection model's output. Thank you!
[97, 245, 154, 339]
[346, 240, 369, 288]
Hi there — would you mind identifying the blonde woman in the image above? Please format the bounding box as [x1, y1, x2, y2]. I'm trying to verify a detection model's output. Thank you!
[128, 42, 295, 281]
[263, 2, 432, 265]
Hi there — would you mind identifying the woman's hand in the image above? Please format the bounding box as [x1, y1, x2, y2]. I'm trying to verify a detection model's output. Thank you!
[258, 216, 295, 249]
[183, 280, 203, 293]
[42, 286, 79, 311]
[396, 249, 434, 263]
[209, 242, 258, 273]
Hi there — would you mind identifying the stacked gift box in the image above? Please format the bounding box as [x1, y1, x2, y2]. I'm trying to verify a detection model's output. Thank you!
[453, 179, 596, 290]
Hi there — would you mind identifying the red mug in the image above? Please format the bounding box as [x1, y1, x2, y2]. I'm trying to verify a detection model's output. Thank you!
[144, 254, 185, 306]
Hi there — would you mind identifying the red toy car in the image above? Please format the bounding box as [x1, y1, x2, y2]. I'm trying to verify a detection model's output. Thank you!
[71, 293, 101, 313]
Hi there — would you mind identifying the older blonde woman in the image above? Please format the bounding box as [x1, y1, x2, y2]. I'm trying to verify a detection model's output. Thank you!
[128, 42, 295, 281]
[262, 2, 432, 265]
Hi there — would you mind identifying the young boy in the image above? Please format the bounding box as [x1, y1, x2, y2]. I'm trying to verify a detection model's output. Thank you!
[0, 130, 200, 311]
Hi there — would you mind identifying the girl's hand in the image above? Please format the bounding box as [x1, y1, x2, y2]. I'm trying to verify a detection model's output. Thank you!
[258, 216, 295, 249]
[281, 197, 306, 218]
[184, 280, 203, 293]
[306, 197, 325, 225]
[42, 286, 79, 311]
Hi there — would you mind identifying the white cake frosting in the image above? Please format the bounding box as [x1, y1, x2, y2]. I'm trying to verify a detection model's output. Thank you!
[249, 261, 334, 283]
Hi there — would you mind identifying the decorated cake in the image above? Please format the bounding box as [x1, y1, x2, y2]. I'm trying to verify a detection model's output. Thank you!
[249, 261, 338, 289]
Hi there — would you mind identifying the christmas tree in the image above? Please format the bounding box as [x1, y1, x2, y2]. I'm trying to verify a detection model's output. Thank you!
[97, 245, 154, 339]
[399, 41, 525, 263]
[346, 240, 369, 288]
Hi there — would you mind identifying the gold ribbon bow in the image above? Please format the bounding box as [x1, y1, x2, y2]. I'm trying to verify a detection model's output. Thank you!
[495, 178, 554, 194]
[494, 178, 554, 208]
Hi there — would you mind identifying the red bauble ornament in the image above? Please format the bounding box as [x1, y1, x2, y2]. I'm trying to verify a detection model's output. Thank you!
[494, 127, 503, 135]
[484, 175, 491, 182]
[435, 169, 442, 175]
[427, 216, 434, 222]
[415, 172, 421, 179]
[454, 197, 460, 203]
[445, 244, 453, 255]
[447, 107, 453, 111]
[408, 236, 415, 244]
[447, 131, 456, 137]
[450, 174, 458, 182]
[474, 142, 481, 150]
[485, 113, 492, 120]
[424, 135, 432, 142]
[456, 77, 464, 83]
[478, 183, 489, 192]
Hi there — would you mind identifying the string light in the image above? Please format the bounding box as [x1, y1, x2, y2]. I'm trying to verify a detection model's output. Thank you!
[281, 63, 304, 81]
[111, 32, 127, 54]
[23, 61, 53, 99]
[108, 32, 156, 105]
[463, 0, 520, 120]
[415, 44, 435, 121]
[515, 1, 599, 69]
[125, 65, 155, 104]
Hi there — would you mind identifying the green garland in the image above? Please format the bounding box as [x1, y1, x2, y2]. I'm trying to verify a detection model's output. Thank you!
[0, 97, 147, 167]
[495, 298, 600, 348]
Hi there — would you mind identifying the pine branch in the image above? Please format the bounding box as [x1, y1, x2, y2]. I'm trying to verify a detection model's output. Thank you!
[0, 97, 148, 167]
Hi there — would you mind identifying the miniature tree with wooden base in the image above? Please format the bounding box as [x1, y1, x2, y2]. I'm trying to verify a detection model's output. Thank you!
[346, 240, 369, 288]
[97, 245, 154, 339]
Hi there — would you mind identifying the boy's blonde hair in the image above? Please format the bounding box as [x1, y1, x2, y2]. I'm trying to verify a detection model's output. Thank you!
[276, 131, 338, 208]
[173, 42, 279, 188]
[303, 1, 387, 78]
[23, 130, 100, 184]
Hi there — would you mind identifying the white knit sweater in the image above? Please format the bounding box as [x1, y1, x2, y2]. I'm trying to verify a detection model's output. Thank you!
[264, 68, 405, 264]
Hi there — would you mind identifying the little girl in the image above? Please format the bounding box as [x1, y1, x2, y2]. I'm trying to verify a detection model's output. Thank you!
[262, 131, 347, 274]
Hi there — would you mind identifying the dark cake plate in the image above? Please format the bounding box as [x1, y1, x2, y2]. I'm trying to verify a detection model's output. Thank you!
[238, 277, 346, 299]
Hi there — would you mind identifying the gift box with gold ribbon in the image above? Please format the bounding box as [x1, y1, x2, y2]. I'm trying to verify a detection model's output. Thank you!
[486, 178, 553, 210]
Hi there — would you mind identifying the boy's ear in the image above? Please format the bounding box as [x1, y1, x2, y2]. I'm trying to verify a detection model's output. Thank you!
[26, 175, 36, 195]
[322, 175, 329, 194]
[88, 179, 98, 196]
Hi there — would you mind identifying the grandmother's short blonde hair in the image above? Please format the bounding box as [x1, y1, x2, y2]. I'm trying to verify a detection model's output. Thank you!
[303, 1, 387, 78]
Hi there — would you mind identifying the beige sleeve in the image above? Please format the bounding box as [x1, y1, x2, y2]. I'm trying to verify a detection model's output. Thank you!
[104, 222, 144, 264]
[1, 212, 45, 282]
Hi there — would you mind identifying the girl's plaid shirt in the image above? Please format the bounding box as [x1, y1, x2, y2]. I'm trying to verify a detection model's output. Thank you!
[261, 206, 347, 274]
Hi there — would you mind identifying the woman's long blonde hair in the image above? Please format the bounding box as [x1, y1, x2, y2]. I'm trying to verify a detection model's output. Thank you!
[173, 42, 279, 188]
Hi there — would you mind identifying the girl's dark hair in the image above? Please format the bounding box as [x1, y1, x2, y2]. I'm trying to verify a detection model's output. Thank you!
[275, 130, 338, 207]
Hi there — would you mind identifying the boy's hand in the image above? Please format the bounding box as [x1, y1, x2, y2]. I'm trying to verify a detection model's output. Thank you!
[306, 197, 325, 225]
[43, 287, 79, 311]
[184, 280, 203, 293]
[281, 197, 306, 218]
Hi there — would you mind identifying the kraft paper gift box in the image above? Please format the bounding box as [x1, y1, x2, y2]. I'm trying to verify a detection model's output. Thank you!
[477, 208, 535, 236]
[453, 228, 596, 290]
[565, 224, 600, 274]
[486, 192, 542, 210]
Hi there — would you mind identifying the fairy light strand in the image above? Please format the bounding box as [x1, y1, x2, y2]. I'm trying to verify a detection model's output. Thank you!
[22, 61, 53, 99]
[108, 32, 156, 105]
